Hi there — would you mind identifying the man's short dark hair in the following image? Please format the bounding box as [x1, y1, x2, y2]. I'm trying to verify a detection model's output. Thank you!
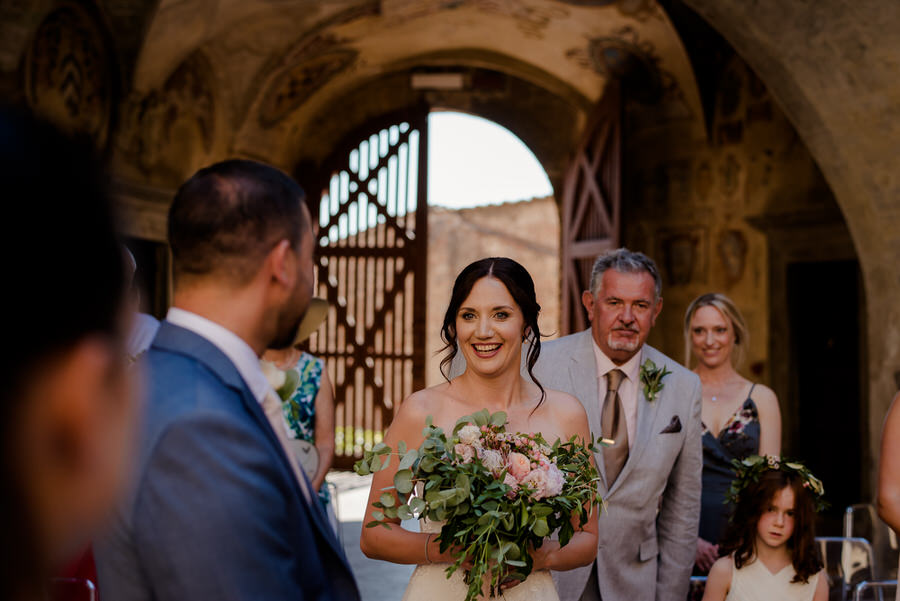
[168, 159, 309, 285]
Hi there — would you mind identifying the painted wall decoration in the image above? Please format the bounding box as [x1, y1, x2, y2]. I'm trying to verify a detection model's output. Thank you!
[383, 0, 567, 38]
[657, 227, 707, 286]
[587, 29, 662, 103]
[25, 3, 113, 146]
[556, 0, 656, 19]
[258, 38, 357, 128]
[116, 51, 216, 183]
[718, 229, 748, 286]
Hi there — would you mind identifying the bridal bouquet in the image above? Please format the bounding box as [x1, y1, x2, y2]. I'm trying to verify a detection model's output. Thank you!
[354, 409, 602, 601]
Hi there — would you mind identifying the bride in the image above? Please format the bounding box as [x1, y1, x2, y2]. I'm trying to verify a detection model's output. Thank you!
[360, 257, 599, 600]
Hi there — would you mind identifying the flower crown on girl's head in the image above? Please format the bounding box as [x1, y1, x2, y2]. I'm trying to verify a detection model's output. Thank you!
[726, 454, 828, 513]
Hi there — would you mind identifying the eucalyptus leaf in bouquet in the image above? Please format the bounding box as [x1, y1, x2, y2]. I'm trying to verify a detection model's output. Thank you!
[354, 409, 603, 601]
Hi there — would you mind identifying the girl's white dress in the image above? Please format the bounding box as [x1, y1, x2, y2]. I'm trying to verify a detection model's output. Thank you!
[402, 520, 559, 601]
[725, 556, 820, 601]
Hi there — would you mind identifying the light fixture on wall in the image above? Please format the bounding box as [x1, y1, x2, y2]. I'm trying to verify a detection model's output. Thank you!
[410, 72, 465, 90]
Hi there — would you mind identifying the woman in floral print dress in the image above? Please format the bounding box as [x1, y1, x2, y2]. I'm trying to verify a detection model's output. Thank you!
[684, 293, 782, 573]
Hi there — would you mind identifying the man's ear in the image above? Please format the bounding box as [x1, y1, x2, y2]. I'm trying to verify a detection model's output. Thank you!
[581, 290, 595, 321]
[267, 240, 295, 288]
[651, 296, 663, 326]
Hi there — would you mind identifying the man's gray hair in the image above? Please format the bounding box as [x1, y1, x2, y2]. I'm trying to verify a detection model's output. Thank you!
[589, 248, 663, 300]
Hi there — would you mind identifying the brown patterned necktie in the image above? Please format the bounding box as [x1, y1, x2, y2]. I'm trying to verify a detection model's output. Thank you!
[601, 369, 628, 485]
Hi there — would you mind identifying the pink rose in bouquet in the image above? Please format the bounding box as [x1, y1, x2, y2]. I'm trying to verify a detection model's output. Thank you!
[521, 463, 565, 500]
[502, 473, 520, 497]
[506, 451, 531, 480]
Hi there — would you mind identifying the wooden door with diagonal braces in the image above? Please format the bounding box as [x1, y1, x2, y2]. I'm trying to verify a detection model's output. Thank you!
[561, 83, 622, 334]
[308, 110, 428, 469]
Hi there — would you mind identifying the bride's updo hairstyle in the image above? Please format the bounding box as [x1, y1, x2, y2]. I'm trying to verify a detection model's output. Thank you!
[439, 257, 545, 406]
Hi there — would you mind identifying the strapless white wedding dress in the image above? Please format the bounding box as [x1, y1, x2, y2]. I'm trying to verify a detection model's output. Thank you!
[402, 520, 560, 601]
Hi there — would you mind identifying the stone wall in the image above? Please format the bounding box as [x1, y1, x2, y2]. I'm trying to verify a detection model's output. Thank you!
[622, 51, 864, 510]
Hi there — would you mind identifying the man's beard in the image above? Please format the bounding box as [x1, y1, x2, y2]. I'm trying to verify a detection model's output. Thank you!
[607, 330, 640, 352]
[270, 284, 309, 350]
[270, 310, 304, 349]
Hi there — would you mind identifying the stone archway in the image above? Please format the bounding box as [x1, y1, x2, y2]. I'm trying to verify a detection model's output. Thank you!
[10, 0, 893, 495]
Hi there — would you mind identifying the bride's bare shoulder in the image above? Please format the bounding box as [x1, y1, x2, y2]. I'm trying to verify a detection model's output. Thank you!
[397, 383, 453, 419]
[544, 389, 587, 417]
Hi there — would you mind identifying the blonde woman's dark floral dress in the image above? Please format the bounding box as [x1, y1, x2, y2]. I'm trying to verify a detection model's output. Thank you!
[699, 384, 760, 546]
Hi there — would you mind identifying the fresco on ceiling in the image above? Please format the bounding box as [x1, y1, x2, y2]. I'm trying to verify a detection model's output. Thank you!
[116, 51, 216, 182]
[556, 0, 657, 19]
[25, 2, 113, 147]
[258, 39, 358, 128]
[382, 0, 568, 39]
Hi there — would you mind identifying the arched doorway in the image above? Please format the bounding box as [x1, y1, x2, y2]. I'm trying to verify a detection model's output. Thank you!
[311, 105, 566, 466]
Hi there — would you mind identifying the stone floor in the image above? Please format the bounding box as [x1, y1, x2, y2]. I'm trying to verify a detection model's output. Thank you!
[328, 471, 419, 601]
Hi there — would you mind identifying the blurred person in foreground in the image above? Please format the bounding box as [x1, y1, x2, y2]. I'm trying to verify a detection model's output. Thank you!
[94, 159, 360, 601]
[0, 108, 138, 601]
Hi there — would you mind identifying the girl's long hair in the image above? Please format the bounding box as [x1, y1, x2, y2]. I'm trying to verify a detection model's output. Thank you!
[719, 470, 823, 583]
[439, 257, 545, 409]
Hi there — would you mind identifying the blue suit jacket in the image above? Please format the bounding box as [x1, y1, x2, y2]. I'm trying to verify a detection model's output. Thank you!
[95, 322, 361, 601]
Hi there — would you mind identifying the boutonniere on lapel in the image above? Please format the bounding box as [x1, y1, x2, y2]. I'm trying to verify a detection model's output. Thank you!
[639, 359, 671, 403]
[260, 360, 301, 401]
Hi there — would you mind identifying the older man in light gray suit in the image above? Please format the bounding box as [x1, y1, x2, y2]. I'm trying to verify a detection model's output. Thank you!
[536, 248, 701, 601]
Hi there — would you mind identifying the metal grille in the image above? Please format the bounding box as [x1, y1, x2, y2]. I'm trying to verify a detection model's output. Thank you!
[309, 112, 428, 468]
[561, 83, 621, 334]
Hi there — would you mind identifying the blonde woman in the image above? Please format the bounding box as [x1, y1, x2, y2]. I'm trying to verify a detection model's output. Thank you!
[684, 293, 781, 573]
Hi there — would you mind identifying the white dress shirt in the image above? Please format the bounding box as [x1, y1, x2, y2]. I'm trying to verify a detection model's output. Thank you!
[166, 307, 271, 404]
[591, 340, 643, 450]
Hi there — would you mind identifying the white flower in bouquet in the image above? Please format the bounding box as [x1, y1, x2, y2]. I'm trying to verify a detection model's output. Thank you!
[478, 448, 504, 476]
[457, 424, 482, 446]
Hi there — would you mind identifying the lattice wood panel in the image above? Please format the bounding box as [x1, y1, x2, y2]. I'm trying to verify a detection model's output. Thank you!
[308, 112, 428, 468]
[561, 84, 622, 334]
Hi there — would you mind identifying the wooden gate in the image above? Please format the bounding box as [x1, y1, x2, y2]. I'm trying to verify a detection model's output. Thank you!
[308, 110, 428, 469]
[560, 83, 622, 334]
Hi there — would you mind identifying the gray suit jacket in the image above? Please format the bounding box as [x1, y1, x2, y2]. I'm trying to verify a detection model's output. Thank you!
[95, 322, 361, 601]
[534, 330, 701, 601]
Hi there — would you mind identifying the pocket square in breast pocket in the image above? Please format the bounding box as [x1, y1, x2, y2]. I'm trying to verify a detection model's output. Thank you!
[660, 416, 682, 434]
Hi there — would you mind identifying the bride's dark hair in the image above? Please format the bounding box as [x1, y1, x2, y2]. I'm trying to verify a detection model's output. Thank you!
[439, 257, 545, 408]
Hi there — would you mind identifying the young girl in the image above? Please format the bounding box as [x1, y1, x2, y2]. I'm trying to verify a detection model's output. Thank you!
[702, 456, 829, 601]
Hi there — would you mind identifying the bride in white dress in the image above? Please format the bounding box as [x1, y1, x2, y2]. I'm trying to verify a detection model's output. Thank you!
[360, 258, 599, 600]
